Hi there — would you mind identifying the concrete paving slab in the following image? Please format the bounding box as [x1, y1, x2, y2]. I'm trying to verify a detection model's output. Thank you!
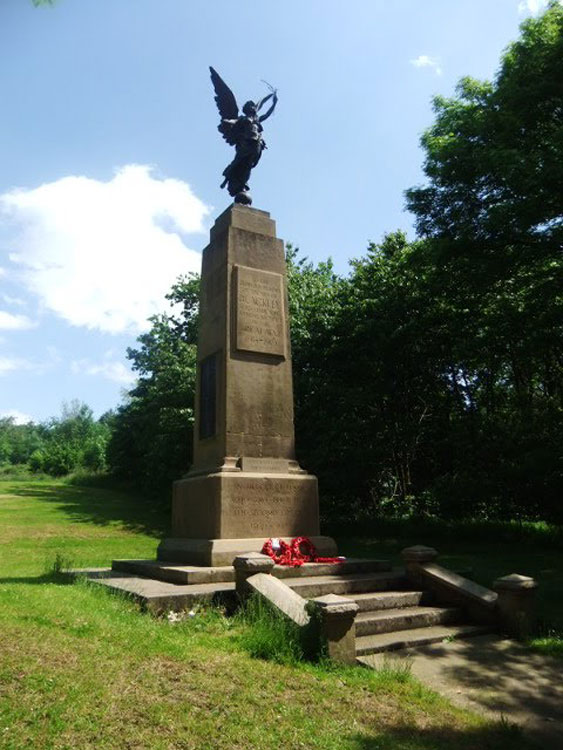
[360, 634, 563, 745]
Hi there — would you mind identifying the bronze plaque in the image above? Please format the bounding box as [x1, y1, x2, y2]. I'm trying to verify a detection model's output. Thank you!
[235, 265, 285, 357]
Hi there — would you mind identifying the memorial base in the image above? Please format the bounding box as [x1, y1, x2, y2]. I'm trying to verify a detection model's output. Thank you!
[157, 535, 338, 567]
[157, 469, 336, 566]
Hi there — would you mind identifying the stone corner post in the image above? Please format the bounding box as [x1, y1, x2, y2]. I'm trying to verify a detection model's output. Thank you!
[493, 573, 538, 639]
[306, 594, 359, 664]
[401, 545, 438, 585]
[233, 552, 275, 600]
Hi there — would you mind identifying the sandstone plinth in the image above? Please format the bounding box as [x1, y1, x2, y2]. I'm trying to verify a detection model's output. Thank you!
[158, 204, 335, 566]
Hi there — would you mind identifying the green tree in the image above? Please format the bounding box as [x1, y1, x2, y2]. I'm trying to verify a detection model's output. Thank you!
[0, 417, 45, 466]
[406, 3, 563, 248]
[107, 275, 199, 497]
[40, 401, 111, 476]
[404, 2, 563, 521]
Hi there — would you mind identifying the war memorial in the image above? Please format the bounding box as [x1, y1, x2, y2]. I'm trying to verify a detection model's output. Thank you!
[101, 68, 538, 665]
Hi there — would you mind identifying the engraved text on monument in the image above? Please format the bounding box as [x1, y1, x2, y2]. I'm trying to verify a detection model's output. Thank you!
[235, 265, 285, 357]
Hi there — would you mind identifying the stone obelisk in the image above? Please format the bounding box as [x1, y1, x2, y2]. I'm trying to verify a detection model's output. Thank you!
[158, 204, 336, 566]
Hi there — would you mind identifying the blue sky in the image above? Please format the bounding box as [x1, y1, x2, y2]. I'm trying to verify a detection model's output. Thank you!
[0, 0, 553, 424]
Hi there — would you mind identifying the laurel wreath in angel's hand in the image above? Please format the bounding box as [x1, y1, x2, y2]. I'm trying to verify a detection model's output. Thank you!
[209, 66, 278, 146]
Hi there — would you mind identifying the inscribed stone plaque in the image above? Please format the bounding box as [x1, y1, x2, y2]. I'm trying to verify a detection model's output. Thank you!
[235, 265, 285, 357]
[199, 353, 217, 439]
[223, 476, 317, 537]
[240, 457, 290, 474]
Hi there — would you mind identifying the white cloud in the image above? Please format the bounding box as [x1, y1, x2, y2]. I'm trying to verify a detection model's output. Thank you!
[0, 357, 35, 376]
[0, 310, 35, 330]
[0, 165, 209, 334]
[71, 358, 135, 385]
[410, 55, 442, 76]
[0, 409, 33, 425]
[0, 352, 53, 376]
[0, 267, 5, 278]
[1, 294, 26, 307]
[517, 0, 551, 14]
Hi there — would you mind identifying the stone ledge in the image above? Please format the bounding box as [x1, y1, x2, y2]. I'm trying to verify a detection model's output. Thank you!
[494, 573, 538, 591]
[402, 545, 439, 563]
[157, 536, 337, 567]
[419, 562, 498, 608]
[246, 572, 310, 626]
[233, 552, 275, 573]
[308, 593, 359, 618]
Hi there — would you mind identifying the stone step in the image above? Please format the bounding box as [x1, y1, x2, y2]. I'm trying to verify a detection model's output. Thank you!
[111, 559, 235, 585]
[355, 624, 491, 656]
[355, 606, 460, 637]
[272, 558, 391, 579]
[351, 590, 432, 612]
[111, 557, 392, 585]
[75, 569, 236, 614]
[284, 569, 407, 599]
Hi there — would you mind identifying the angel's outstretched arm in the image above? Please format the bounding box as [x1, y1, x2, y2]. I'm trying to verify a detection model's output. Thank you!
[259, 93, 278, 123]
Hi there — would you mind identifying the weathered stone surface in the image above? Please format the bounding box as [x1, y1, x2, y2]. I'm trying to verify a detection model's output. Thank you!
[493, 573, 538, 591]
[247, 572, 310, 626]
[239, 457, 290, 473]
[284, 570, 407, 599]
[233, 552, 275, 598]
[355, 624, 490, 655]
[111, 559, 235, 585]
[309, 593, 359, 617]
[271, 558, 390, 580]
[350, 591, 430, 611]
[191, 204, 296, 470]
[355, 605, 460, 636]
[419, 562, 498, 607]
[234, 265, 286, 357]
[79, 569, 236, 614]
[233, 552, 275, 572]
[157, 535, 336, 567]
[307, 594, 359, 664]
[157, 204, 335, 566]
[401, 545, 439, 563]
[494, 573, 538, 638]
[406, 561, 498, 627]
[170, 472, 320, 540]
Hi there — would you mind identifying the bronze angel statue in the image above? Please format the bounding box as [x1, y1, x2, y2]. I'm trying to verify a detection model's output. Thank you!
[210, 66, 278, 205]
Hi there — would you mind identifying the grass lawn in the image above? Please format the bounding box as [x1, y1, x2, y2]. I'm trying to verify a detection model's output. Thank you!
[0, 479, 551, 749]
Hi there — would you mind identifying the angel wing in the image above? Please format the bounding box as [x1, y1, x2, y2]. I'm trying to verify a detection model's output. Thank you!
[209, 66, 239, 146]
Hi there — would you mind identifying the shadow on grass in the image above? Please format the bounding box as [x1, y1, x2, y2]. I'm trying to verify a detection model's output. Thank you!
[349, 719, 539, 750]
[7, 482, 168, 538]
[0, 572, 75, 586]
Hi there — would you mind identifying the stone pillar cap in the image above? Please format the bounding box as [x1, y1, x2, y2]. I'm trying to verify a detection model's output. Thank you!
[494, 573, 538, 591]
[401, 545, 438, 563]
[308, 594, 359, 616]
[233, 552, 275, 571]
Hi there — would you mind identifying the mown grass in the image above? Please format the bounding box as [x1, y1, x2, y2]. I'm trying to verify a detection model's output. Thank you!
[0, 479, 547, 749]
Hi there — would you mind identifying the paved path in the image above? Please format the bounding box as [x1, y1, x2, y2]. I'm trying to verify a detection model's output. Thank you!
[360, 635, 563, 746]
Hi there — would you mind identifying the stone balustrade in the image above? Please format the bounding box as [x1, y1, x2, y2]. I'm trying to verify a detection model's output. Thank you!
[401, 545, 538, 639]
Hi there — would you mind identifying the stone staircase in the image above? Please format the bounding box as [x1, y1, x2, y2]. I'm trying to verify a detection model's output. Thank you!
[276, 561, 490, 657]
[96, 553, 494, 658]
[79, 545, 536, 663]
